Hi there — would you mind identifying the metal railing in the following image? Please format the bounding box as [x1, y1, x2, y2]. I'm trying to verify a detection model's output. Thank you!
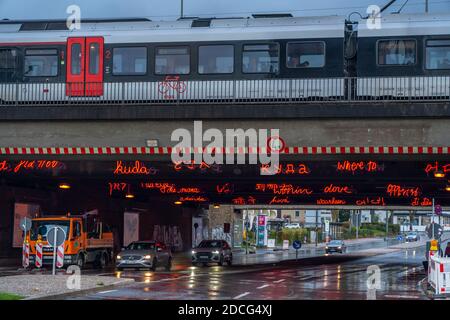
[0, 76, 449, 106]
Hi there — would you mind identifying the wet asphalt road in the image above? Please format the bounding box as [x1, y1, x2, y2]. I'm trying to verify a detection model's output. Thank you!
[66, 244, 428, 300]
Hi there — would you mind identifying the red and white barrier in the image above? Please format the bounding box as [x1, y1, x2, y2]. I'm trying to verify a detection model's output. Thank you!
[429, 255, 450, 296]
[35, 242, 43, 268]
[22, 242, 30, 268]
[56, 244, 64, 268]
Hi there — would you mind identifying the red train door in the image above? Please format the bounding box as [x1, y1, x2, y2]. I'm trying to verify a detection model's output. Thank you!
[66, 37, 104, 96]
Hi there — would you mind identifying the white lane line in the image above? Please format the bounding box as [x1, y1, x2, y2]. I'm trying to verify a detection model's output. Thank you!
[233, 292, 250, 299]
[257, 284, 270, 289]
[384, 294, 421, 299]
[98, 290, 118, 295]
[273, 279, 285, 284]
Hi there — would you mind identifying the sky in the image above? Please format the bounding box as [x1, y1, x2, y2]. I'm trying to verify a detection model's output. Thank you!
[0, 0, 449, 20]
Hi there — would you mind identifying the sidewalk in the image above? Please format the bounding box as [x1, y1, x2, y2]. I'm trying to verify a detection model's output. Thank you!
[0, 274, 133, 300]
[234, 237, 388, 255]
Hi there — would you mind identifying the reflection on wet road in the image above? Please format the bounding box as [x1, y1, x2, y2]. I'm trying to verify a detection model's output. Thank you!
[68, 245, 428, 300]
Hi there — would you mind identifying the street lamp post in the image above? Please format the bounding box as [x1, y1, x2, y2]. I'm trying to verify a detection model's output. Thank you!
[180, 0, 184, 19]
[432, 198, 435, 240]
[385, 210, 389, 241]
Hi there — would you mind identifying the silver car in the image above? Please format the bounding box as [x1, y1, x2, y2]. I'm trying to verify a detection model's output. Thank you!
[116, 241, 172, 271]
[192, 240, 233, 266]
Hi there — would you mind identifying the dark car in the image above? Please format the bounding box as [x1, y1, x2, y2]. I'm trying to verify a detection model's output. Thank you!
[192, 240, 233, 266]
[116, 241, 172, 271]
[325, 240, 346, 254]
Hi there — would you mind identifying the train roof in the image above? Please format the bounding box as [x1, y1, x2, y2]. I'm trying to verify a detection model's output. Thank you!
[358, 13, 450, 37]
[0, 15, 346, 44]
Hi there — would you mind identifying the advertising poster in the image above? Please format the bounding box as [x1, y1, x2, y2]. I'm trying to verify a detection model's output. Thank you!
[13, 203, 40, 248]
[257, 215, 267, 247]
[123, 212, 139, 246]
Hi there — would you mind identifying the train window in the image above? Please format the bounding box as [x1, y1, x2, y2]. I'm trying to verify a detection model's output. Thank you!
[155, 47, 190, 75]
[113, 47, 147, 75]
[89, 43, 100, 75]
[426, 40, 450, 70]
[377, 40, 416, 66]
[71, 44, 82, 75]
[287, 42, 325, 68]
[24, 48, 58, 77]
[0, 49, 17, 82]
[198, 45, 234, 74]
[242, 43, 279, 74]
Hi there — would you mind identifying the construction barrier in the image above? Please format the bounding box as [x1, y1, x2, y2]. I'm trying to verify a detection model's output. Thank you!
[35, 241, 43, 268]
[22, 242, 29, 268]
[56, 244, 64, 268]
[429, 254, 450, 296]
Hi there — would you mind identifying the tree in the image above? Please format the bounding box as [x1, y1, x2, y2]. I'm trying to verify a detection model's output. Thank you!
[339, 210, 351, 222]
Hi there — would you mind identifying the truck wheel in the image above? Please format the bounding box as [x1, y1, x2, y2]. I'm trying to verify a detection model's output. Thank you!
[76, 254, 85, 269]
[165, 258, 172, 271]
[94, 253, 107, 269]
[150, 258, 157, 271]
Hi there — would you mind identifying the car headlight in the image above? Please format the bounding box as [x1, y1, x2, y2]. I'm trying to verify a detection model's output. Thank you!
[338, 247, 342, 249]
[192, 250, 196, 255]
[144, 255, 152, 260]
[325, 246, 329, 249]
[116, 255, 122, 260]
[212, 250, 220, 254]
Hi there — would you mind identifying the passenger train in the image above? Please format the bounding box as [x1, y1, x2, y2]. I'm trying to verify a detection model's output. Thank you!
[0, 13, 449, 104]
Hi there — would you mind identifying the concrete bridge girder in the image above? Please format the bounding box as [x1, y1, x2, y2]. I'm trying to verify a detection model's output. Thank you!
[0, 119, 449, 148]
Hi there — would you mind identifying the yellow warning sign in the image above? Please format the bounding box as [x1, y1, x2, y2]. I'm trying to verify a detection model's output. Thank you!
[430, 239, 439, 251]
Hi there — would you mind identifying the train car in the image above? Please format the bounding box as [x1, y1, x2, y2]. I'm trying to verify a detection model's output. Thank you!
[356, 13, 450, 100]
[0, 15, 346, 105]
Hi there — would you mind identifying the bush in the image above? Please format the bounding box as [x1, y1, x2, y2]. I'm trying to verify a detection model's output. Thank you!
[278, 228, 309, 244]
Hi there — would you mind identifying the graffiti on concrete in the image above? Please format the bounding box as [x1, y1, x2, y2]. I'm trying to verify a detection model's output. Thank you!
[211, 226, 231, 243]
[153, 225, 183, 252]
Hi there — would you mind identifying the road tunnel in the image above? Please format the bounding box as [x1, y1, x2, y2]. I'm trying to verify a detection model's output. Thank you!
[0, 151, 449, 258]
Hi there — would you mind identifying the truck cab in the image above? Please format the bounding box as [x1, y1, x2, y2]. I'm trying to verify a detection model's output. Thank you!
[26, 215, 114, 269]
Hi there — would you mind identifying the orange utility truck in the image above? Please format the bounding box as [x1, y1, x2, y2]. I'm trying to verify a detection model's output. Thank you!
[26, 213, 114, 269]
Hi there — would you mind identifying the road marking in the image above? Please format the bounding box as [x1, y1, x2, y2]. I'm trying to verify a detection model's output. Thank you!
[273, 279, 285, 284]
[233, 292, 250, 299]
[384, 294, 421, 299]
[98, 290, 117, 295]
[257, 284, 270, 289]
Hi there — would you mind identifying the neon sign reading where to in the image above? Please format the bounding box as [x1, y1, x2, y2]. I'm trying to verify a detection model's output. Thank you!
[256, 183, 313, 195]
[113, 161, 159, 175]
[336, 161, 379, 174]
[0, 160, 64, 173]
[386, 184, 420, 197]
